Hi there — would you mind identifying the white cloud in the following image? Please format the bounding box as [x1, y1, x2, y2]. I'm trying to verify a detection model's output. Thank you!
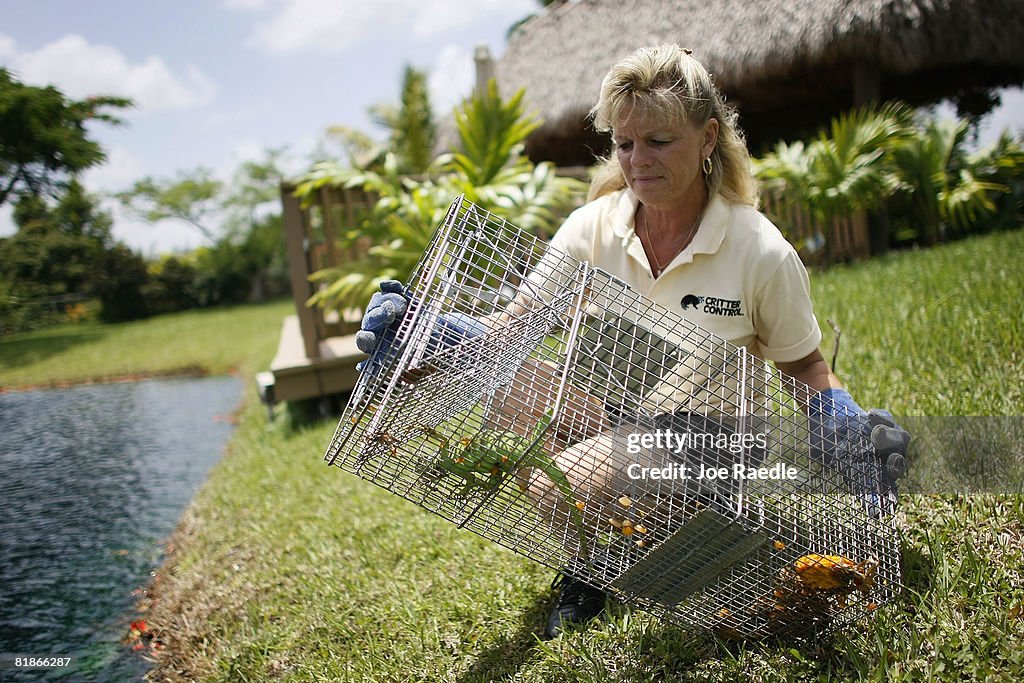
[2, 34, 216, 114]
[244, 0, 535, 54]
[0, 34, 15, 59]
[201, 103, 266, 130]
[228, 139, 271, 166]
[428, 43, 473, 117]
[82, 144, 148, 193]
[408, 0, 526, 40]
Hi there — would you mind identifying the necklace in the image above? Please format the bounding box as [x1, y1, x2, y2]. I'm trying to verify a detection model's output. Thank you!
[640, 206, 702, 278]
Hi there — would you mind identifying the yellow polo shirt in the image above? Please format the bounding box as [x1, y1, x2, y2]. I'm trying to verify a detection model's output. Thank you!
[548, 188, 822, 365]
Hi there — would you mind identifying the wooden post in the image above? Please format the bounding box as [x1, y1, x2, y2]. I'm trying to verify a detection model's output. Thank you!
[474, 44, 495, 95]
[281, 182, 320, 360]
[319, 186, 339, 265]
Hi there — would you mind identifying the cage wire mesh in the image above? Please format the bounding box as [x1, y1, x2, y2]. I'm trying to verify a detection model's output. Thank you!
[325, 195, 901, 639]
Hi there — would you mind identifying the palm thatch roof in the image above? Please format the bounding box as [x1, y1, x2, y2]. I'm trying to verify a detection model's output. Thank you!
[494, 0, 1024, 163]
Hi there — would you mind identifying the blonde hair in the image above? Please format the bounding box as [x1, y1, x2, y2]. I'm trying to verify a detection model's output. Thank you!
[587, 45, 758, 207]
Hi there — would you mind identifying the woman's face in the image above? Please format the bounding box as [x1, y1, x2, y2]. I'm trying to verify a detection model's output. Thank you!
[612, 108, 718, 212]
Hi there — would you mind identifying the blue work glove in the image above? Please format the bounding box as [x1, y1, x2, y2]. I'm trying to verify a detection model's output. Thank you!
[355, 280, 408, 359]
[353, 280, 487, 374]
[808, 388, 910, 491]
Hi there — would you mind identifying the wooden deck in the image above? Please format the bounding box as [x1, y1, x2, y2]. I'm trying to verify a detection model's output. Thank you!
[256, 182, 376, 408]
[256, 315, 364, 406]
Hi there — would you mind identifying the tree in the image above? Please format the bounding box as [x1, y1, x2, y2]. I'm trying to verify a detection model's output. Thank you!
[0, 181, 112, 295]
[755, 102, 912, 259]
[295, 82, 586, 315]
[317, 125, 382, 169]
[143, 255, 200, 315]
[116, 168, 223, 243]
[0, 180, 130, 331]
[52, 176, 115, 243]
[91, 243, 149, 322]
[222, 148, 285, 233]
[220, 149, 289, 302]
[889, 118, 1005, 245]
[368, 65, 437, 174]
[0, 68, 131, 207]
[116, 150, 291, 308]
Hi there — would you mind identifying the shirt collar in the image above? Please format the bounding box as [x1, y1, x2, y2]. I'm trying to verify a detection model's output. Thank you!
[613, 188, 729, 257]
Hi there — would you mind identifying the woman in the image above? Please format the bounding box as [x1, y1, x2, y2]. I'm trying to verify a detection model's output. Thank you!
[533, 44, 908, 639]
[357, 45, 907, 640]
[555, 45, 832, 391]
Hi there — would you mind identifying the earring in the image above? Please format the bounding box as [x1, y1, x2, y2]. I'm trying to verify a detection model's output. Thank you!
[703, 157, 713, 175]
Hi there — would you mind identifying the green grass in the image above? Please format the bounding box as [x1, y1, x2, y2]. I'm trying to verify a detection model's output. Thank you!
[142, 409, 1024, 682]
[810, 230, 1024, 415]
[0, 299, 293, 389]
[6, 234, 1021, 681]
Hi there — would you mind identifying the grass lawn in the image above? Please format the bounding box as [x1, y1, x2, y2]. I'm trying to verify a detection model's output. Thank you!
[7, 233, 1022, 681]
[0, 299, 293, 390]
[809, 232, 1023, 416]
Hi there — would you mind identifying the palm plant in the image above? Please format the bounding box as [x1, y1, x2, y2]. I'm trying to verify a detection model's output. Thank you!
[294, 82, 585, 315]
[369, 65, 437, 175]
[890, 117, 1006, 245]
[755, 102, 912, 260]
[963, 130, 1024, 233]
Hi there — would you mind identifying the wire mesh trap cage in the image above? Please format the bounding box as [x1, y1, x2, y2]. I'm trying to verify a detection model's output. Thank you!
[324, 195, 901, 639]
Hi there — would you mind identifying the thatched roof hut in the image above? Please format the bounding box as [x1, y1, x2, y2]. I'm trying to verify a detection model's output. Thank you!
[492, 0, 1024, 164]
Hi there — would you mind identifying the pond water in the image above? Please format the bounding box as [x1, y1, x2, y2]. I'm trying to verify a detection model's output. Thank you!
[0, 376, 242, 681]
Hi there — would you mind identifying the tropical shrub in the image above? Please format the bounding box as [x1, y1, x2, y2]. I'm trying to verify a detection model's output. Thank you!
[143, 255, 200, 315]
[295, 82, 586, 315]
[754, 102, 912, 259]
[91, 244, 149, 322]
[889, 117, 1005, 245]
[368, 65, 437, 175]
[968, 130, 1024, 232]
[755, 102, 1023, 256]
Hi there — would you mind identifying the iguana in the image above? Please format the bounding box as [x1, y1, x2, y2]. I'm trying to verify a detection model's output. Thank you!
[425, 413, 590, 562]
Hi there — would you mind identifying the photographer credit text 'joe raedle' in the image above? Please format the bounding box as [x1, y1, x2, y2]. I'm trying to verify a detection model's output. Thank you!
[624, 428, 798, 482]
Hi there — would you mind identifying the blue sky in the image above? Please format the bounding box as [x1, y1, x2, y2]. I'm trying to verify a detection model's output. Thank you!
[1, 0, 1022, 255]
[0, 0, 538, 254]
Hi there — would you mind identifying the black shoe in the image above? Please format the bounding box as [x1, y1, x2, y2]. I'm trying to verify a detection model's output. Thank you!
[544, 573, 607, 639]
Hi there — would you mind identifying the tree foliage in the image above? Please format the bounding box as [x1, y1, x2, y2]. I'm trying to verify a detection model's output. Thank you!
[0, 68, 131, 207]
[223, 148, 287, 221]
[369, 65, 437, 175]
[753, 102, 1019, 254]
[295, 82, 585, 314]
[90, 243, 149, 322]
[0, 180, 147, 330]
[965, 130, 1024, 232]
[1, 181, 111, 292]
[755, 103, 913, 241]
[116, 169, 224, 243]
[889, 118, 1005, 245]
[218, 150, 290, 301]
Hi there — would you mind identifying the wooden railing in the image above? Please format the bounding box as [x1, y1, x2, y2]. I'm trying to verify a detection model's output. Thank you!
[280, 182, 376, 360]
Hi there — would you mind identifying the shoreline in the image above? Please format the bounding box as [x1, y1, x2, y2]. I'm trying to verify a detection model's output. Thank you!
[0, 365, 236, 394]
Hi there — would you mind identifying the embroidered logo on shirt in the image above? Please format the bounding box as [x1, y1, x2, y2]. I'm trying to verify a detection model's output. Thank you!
[680, 295, 704, 310]
[681, 294, 744, 317]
